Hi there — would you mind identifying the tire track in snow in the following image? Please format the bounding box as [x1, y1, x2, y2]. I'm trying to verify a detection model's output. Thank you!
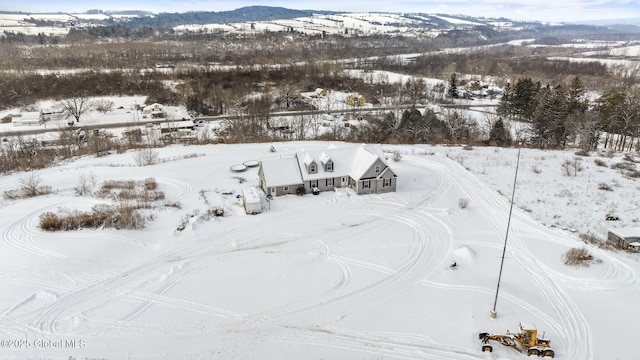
[506, 225, 593, 359]
[273, 325, 485, 360]
[443, 156, 594, 359]
[515, 231, 640, 292]
[26, 207, 329, 335]
[154, 177, 192, 202]
[221, 179, 463, 358]
[1, 205, 68, 260]
[221, 155, 463, 358]
[121, 264, 205, 322]
[27, 249, 185, 334]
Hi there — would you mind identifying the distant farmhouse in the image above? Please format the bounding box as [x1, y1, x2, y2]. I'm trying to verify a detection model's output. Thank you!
[142, 103, 167, 119]
[258, 144, 397, 196]
[11, 109, 65, 126]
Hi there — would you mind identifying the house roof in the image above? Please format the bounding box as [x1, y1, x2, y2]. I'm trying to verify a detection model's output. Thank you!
[261, 144, 393, 187]
[160, 120, 194, 129]
[295, 144, 389, 181]
[608, 227, 640, 239]
[350, 144, 388, 181]
[260, 157, 302, 187]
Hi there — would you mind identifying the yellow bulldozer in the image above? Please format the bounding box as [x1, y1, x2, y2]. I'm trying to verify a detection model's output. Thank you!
[479, 322, 555, 358]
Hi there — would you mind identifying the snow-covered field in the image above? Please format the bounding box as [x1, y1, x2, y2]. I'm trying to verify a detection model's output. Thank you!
[0, 139, 638, 360]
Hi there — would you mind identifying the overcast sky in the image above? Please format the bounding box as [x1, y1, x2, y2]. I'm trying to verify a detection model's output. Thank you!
[2, 0, 639, 23]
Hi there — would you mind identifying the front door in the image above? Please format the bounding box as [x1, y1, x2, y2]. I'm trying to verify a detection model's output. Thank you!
[270, 187, 276, 196]
[341, 177, 347, 187]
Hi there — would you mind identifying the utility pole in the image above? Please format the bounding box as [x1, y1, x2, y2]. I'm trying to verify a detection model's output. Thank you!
[490, 142, 522, 319]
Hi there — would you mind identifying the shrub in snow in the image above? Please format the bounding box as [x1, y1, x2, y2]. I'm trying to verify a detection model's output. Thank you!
[611, 162, 636, 171]
[579, 233, 602, 245]
[563, 247, 593, 266]
[97, 178, 164, 203]
[561, 157, 583, 177]
[94, 99, 115, 114]
[392, 151, 402, 162]
[39, 203, 146, 231]
[531, 164, 542, 174]
[134, 147, 159, 166]
[74, 172, 97, 196]
[458, 197, 470, 209]
[598, 183, 613, 191]
[3, 173, 53, 200]
[594, 158, 607, 167]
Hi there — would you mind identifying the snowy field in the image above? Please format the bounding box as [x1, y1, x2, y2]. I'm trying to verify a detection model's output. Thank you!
[0, 139, 639, 360]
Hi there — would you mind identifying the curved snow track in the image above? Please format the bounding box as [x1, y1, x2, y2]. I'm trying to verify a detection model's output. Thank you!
[2, 148, 638, 359]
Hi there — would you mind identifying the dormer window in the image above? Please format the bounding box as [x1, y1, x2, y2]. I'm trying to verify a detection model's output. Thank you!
[320, 152, 333, 172]
[325, 162, 333, 171]
[304, 153, 317, 174]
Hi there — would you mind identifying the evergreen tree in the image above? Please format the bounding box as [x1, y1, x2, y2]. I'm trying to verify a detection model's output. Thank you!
[512, 77, 541, 121]
[497, 78, 540, 121]
[567, 76, 588, 116]
[497, 82, 513, 118]
[489, 118, 510, 146]
[532, 85, 568, 147]
[447, 73, 459, 99]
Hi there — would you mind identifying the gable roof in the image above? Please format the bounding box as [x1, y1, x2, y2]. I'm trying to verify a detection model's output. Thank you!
[260, 157, 302, 187]
[261, 144, 393, 189]
[608, 227, 640, 239]
[295, 144, 388, 181]
[349, 144, 387, 181]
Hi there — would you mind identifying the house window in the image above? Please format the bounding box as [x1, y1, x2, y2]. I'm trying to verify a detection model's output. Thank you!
[326, 162, 333, 171]
[326, 178, 334, 187]
[375, 165, 381, 173]
[311, 180, 318, 188]
[363, 180, 370, 189]
[309, 163, 317, 173]
[283, 186, 289, 191]
[383, 178, 391, 187]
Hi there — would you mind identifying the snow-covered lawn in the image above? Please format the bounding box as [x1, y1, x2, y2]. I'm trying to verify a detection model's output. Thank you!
[0, 140, 638, 359]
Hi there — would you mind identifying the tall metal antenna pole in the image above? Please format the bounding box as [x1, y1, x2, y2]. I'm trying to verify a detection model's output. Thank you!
[490, 142, 522, 319]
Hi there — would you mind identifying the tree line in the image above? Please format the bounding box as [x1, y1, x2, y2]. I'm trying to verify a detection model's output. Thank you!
[497, 76, 640, 151]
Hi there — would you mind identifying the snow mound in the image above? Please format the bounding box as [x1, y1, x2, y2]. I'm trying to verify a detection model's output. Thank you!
[7, 291, 58, 316]
[453, 246, 475, 260]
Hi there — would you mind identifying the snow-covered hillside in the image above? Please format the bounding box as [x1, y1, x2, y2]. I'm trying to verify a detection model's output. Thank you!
[0, 10, 515, 38]
[0, 140, 638, 359]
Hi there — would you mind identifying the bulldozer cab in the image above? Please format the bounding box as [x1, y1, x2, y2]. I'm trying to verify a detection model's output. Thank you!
[522, 328, 536, 347]
[519, 323, 538, 347]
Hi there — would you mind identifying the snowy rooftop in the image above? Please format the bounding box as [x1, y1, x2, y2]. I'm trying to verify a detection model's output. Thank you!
[608, 227, 640, 238]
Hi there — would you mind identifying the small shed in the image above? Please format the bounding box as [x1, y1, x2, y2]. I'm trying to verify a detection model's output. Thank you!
[607, 227, 640, 250]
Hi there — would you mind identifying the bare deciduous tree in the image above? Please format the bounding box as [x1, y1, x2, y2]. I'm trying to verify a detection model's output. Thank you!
[58, 94, 94, 123]
[134, 148, 160, 166]
[94, 99, 115, 114]
[74, 172, 97, 196]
